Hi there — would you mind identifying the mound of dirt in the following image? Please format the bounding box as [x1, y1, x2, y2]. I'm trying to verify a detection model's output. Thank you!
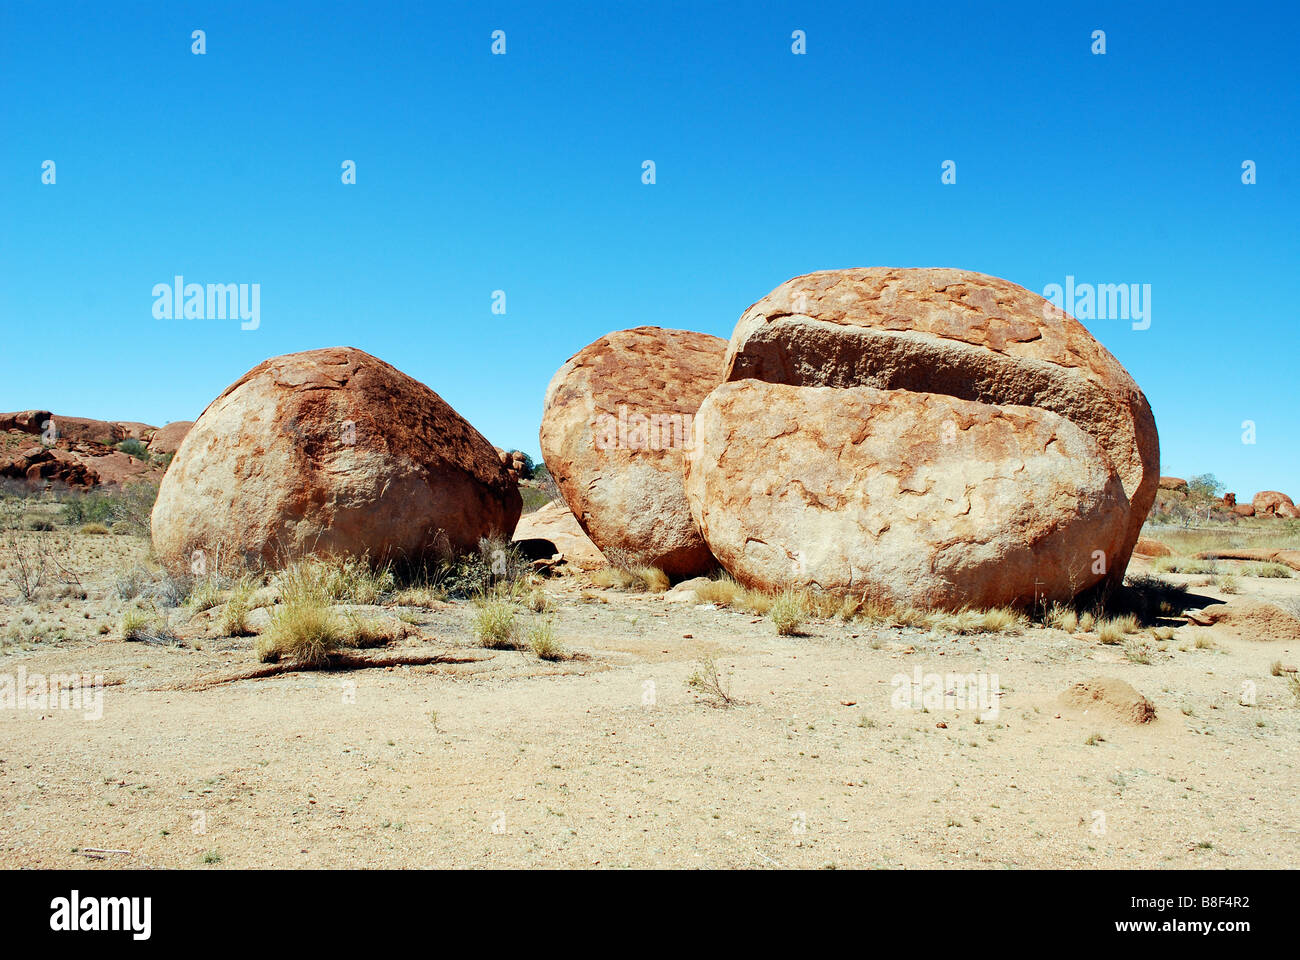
[1187, 599, 1300, 640]
[1060, 677, 1157, 724]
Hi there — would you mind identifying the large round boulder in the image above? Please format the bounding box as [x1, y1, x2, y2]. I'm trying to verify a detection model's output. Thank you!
[722, 268, 1159, 587]
[539, 327, 725, 577]
[151, 347, 520, 575]
[1252, 490, 1297, 518]
[683, 381, 1128, 608]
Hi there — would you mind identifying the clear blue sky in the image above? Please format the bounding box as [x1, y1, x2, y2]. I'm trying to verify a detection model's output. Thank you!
[2, 1, 1296, 498]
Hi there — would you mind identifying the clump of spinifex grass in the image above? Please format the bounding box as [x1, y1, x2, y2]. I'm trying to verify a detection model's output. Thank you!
[256, 598, 349, 666]
[590, 564, 670, 593]
[219, 577, 257, 636]
[769, 590, 806, 636]
[526, 619, 565, 660]
[471, 597, 520, 650]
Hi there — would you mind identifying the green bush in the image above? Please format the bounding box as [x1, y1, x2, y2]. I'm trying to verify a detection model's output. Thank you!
[117, 438, 150, 460]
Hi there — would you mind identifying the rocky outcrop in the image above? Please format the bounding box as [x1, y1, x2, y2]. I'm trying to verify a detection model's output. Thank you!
[511, 499, 606, 570]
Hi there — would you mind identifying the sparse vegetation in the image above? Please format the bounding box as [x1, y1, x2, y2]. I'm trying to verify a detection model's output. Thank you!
[274, 555, 395, 606]
[119, 605, 178, 644]
[1124, 639, 1154, 664]
[419, 537, 534, 600]
[1244, 562, 1292, 578]
[688, 657, 738, 708]
[116, 438, 150, 460]
[188, 578, 225, 612]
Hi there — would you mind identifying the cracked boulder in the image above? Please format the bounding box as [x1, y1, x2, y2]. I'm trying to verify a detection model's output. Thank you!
[151, 347, 520, 576]
[539, 327, 725, 577]
[716, 268, 1158, 595]
[684, 380, 1128, 608]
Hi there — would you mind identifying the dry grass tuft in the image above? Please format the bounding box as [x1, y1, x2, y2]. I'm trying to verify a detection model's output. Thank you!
[769, 590, 806, 636]
[471, 598, 519, 649]
[590, 564, 669, 593]
[219, 578, 256, 636]
[274, 556, 395, 606]
[526, 619, 565, 660]
[256, 598, 348, 665]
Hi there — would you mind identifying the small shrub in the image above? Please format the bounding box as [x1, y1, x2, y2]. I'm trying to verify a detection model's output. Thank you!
[117, 438, 149, 460]
[148, 572, 193, 608]
[120, 607, 153, 640]
[688, 657, 738, 708]
[422, 538, 532, 600]
[1046, 603, 1079, 632]
[113, 564, 151, 600]
[634, 567, 670, 593]
[119, 606, 178, 644]
[343, 614, 403, 647]
[79, 523, 110, 536]
[1244, 562, 1291, 579]
[274, 556, 395, 606]
[1124, 639, 1153, 664]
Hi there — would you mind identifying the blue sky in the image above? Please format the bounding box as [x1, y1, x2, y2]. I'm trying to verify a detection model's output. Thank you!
[2, 0, 1296, 497]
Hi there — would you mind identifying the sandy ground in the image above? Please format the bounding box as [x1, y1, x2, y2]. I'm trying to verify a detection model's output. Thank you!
[1, 526, 1298, 869]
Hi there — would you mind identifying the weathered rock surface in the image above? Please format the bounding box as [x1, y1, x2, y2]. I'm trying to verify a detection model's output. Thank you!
[539, 327, 726, 577]
[148, 421, 194, 456]
[151, 347, 520, 575]
[511, 499, 606, 570]
[722, 268, 1159, 586]
[0, 446, 100, 487]
[683, 380, 1129, 608]
[1159, 476, 1188, 491]
[114, 422, 158, 441]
